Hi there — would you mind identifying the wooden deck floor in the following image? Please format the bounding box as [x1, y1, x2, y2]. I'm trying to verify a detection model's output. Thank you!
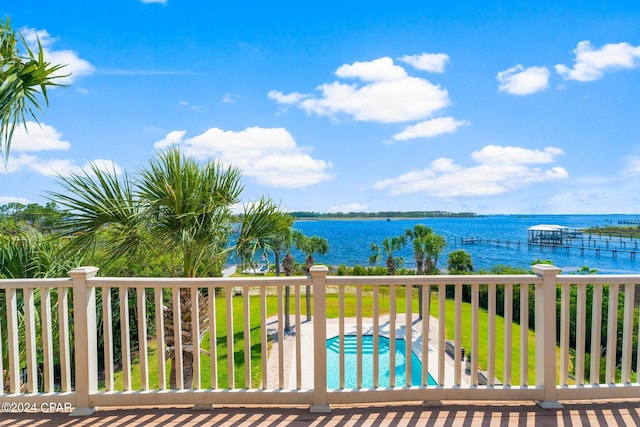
[1, 399, 639, 426]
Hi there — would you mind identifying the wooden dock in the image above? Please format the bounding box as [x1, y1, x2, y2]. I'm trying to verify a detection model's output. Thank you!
[454, 236, 639, 260]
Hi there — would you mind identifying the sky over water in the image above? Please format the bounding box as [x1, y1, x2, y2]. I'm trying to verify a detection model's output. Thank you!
[3, 1, 640, 214]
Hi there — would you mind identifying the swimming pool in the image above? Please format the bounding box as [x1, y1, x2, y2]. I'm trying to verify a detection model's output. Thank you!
[326, 334, 436, 388]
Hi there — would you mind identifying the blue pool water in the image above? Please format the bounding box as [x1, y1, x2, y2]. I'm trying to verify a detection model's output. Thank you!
[326, 334, 436, 388]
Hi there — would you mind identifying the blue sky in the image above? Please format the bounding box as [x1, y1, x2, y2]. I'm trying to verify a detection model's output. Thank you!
[2, 1, 640, 214]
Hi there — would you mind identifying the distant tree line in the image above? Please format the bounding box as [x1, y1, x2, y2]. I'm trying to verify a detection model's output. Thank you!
[289, 211, 477, 219]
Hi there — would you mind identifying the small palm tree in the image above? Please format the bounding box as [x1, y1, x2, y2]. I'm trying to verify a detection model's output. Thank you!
[448, 250, 474, 274]
[424, 233, 447, 274]
[369, 236, 406, 275]
[293, 231, 329, 321]
[405, 224, 433, 275]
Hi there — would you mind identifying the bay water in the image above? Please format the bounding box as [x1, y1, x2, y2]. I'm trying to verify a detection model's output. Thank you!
[291, 214, 640, 274]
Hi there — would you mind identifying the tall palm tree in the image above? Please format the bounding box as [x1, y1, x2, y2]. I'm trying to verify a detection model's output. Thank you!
[281, 228, 296, 332]
[405, 224, 434, 318]
[369, 236, 406, 275]
[0, 18, 67, 161]
[424, 233, 447, 274]
[49, 147, 247, 388]
[257, 215, 296, 333]
[235, 198, 290, 273]
[293, 231, 329, 321]
[405, 224, 434, 275]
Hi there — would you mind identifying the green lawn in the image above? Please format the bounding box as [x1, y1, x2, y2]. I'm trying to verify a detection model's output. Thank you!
[429, 292, 537, 385]
[111, 291, 281, 390]
[111, 285, 565, 390]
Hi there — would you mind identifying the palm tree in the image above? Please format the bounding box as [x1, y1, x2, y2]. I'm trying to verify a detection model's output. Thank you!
[369, 236, 406, 275]
[448, 250, 474, 274]
[405, 224, 434, 319]
[49, 147, 249, 389]
[405, 224, 433, 275]
[281, 228, 296, 332]
[0, 18, 67, 161]
[424, 233, 447, 274]
[293, 231, 329, 321]
[235, 198, 291, 273]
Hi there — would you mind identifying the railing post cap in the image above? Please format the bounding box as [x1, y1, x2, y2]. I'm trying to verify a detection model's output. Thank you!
[68, 266, 100, 279]
[309, 265, 329, 276]
[532, 264, 561, 276]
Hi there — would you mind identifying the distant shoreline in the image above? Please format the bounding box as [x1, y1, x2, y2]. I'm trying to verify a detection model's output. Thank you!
[289, 211, 478, 220]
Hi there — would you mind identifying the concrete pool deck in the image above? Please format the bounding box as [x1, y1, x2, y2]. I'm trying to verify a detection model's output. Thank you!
[266, 314, 467, 390]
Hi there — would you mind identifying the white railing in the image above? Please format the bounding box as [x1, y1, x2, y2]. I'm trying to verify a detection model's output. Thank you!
[2, 265, 640, 415]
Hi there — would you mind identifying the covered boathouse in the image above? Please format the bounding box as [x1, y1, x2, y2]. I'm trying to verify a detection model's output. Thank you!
[527, 224, 581, 246]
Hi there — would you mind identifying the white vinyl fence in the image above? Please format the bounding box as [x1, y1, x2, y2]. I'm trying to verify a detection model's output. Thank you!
[2, 265, 640, 415]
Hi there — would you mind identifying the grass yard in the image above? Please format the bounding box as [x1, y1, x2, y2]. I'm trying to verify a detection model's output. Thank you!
[111, 284, 565, 390]
[111, 291, 281, 390]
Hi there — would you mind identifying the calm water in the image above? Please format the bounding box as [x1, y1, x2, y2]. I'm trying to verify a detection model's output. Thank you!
[291, 215, 640, 274]
[326, 335, 434, 388]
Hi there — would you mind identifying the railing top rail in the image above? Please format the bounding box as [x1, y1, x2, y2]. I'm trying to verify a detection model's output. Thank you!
[5, 269, 640, 291]
[0, 277, 71, 289]
[556, 274, 640, 286]
[327, 274, 541, 286]
[88, 275, 310, 288]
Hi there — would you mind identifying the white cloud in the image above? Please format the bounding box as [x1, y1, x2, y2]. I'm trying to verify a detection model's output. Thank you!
[29, 158, 86, 176]
[267, 90, 309, 104]
[335, 57, 407, 81]
[153, 130, 187, 149]
[373, 145, 567, 197]
[88, 159, 123, 175]
[472, 145, 564, 165]
[328, 203, 368, 213]
[555, 41, 640, 82]
[10, 121, 71, 152]
[270, 56, 450, 124]
[392, 117, 469, 141]
[139, 0, 167, 4]
[21, 28, 95, 84]
[0, 154, 35, 174]
[2, 154, 122, 177]
[0, 196, 32, 205]
[497, 65, 550, 95]
[153, 127, 333, 188]
[398, 53, 449, 73]
[221, 93, 239, 104]
[177, 100, 208, 112]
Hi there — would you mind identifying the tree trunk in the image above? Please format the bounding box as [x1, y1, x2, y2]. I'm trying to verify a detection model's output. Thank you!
[284, 285, 291, 332]
[274, 249, 281, 277]
[386, 256, 396, 275]
[283, 252, 294, 330]
[425, 257, 434, 274]
[170, 349, 194, 389]
[305, 255, 313, 321]
[165, 288, 208, 389]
